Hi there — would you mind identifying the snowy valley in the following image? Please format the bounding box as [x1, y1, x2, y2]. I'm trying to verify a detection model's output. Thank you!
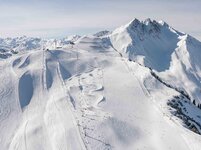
[1, 18, 201, 150]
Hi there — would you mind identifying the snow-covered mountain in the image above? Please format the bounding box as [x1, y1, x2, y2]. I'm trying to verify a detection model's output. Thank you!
[0, 36, 42, 52]
[1, 18, 201, 150]
[110, 18, 182, 71]
[110, 18, 201, 105]
[0, 35, 81, 59]
[93, 30, 111, 37]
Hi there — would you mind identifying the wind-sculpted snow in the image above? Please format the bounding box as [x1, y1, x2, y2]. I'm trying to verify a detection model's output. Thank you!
[1, 18, 201, 150]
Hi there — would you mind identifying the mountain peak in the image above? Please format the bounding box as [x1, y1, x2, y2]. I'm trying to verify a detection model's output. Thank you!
[127, 18, 141, 28]
[127, 18, 171, 30]
[123, 18, 164, 37]
[143, 18, 152, 25]
[158, 20, 169, 27]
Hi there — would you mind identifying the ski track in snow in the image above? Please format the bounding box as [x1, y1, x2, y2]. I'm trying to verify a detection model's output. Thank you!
[0, 62, 12, 122]
[64, 49, 111, 150]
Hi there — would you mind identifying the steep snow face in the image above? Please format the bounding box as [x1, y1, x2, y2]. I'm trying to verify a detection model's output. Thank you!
[110, 18, 201, 104]
[160, 35, 201, 103]
[110, 18, 183, 72]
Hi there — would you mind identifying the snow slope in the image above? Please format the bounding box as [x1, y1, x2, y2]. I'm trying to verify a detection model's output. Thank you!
[0, 18, 201, 150]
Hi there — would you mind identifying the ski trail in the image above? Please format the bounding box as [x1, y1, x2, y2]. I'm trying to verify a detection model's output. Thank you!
[110, 45, 195, 149]
[79, 69, 105, 108]
[72, 75, 111, 149]
[9, 49, 49, 150]
[0, 64, 11, 122]
[23, 121, 28, 150]
[43, 49, 87, 150]
[57, 62, 88, 150]
[0, 59, 17, 124]
[42, 48, 47, 90]
[65, 48, 111, 149]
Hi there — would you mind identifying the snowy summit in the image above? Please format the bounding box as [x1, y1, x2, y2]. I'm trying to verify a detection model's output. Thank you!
[1, 18, 201, 150]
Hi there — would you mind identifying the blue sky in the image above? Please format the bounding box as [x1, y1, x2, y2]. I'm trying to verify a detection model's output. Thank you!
[0, 0, 201, 40]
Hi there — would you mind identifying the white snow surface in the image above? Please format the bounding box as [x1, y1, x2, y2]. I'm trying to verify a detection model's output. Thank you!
[0, 18, 201, 150]
[110, 18, 201, 104]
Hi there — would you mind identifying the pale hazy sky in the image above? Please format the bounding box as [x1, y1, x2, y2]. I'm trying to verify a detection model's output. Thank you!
[0, 0, 201, 40]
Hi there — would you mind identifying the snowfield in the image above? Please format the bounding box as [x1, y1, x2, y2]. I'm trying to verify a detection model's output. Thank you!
[1, 18, 201, 150]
